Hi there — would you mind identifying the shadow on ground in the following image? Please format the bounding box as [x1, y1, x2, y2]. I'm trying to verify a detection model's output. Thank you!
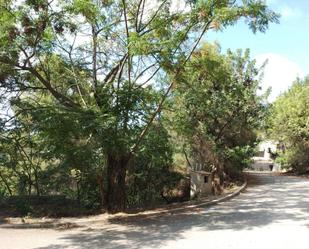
[34, 173, 309, 249]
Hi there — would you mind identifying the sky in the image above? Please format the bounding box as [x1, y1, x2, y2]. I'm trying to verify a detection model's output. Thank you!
[206, 0, 309, 102]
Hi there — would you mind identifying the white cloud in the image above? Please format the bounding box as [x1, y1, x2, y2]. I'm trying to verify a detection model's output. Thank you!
[279, 6, 302, 19]
[255, 53, 304, 102]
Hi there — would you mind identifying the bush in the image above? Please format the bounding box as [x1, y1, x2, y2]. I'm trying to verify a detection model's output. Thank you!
[0, 195, 99, 217]
[0, 186, 8, 200]
[15, 199, 32, 216]
[127, 122, 185, 208]
[276, 144, 309, 173]
[225, 146, 255, 171]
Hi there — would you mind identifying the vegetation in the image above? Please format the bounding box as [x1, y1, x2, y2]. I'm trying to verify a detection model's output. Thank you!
[173, 44, 268, 183]
[0, 0, 278, 214]
[268, 77, 309, 174]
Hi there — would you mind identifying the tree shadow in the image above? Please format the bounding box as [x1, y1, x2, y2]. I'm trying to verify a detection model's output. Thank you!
[34, 174, 309, 249]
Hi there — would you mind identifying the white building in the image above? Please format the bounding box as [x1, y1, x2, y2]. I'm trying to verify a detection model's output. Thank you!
[255, 140, 277, 160]
[252, 140, 282, 172]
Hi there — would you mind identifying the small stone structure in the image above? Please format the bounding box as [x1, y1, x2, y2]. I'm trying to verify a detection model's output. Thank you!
[190, 170, 213, 199]
[252, 140, 282, 172]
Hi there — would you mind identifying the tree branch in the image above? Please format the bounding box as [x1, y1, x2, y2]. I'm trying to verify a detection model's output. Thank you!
[130, 22, 211, 156]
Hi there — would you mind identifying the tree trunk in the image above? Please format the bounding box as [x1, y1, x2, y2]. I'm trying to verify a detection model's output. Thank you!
[28, 179, 32, 196]
[96, 173, 105, 209]
[34, 168, 41, 196]
[106, 153, 128, 213]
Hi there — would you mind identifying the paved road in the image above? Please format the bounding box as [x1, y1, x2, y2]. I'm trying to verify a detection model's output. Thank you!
[1, 173, 309, 249]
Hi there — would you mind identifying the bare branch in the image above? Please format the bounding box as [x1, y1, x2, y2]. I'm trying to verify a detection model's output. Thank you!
[135, 0, 144, 31]
[15, 64, 80, 109]
[133, 62, 157, 83]
[139, 0, 168, 33]
[92, 25, 98, 91]
[122, 0, 132, 86]
[130, 21, 212, 156]
[103, 54, 128, 85]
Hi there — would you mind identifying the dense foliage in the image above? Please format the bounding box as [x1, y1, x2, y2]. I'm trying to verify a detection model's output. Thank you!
[173, 44, 267, 182]
[0, 0, 278, 213]
[268, 77, 309, 173]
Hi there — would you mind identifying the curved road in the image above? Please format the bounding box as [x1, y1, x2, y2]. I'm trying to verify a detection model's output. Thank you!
[1, 173, 309, 249]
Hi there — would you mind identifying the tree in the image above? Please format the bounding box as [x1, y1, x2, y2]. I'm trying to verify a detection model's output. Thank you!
[269, 77, 309, 173]
[173, 43, 268, 181]
[0, 120, 44, 196]
[0, 0, 278, 212]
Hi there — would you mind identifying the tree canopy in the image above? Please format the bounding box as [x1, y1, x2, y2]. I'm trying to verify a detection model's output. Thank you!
[173, 43, 268, 181]
[268, 77, 309, 173]
[0, 0, 278, 213]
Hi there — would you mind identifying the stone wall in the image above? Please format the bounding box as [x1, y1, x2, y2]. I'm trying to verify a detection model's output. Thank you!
[190, 171, 212, 198]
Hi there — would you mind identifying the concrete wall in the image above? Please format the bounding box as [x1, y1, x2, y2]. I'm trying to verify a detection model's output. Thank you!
[251, 140, 283, 172]
[251, 160, 282, 172]
[190, 172, 212, 198]
[257, 140, 277, 160]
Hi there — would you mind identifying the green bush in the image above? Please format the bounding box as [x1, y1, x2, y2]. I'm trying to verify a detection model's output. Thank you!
[276, 144, 309, 173]
[127, 123, 184, 208]
[225, 146, 255, 171]
[0, 186, 8, 200]
[15, 199, 32, 216]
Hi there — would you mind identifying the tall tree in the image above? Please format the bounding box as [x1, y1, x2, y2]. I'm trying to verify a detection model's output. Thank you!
[173, 43, 268, 180]
[269, 77, 309, 173]
[0, 0, 278, 212]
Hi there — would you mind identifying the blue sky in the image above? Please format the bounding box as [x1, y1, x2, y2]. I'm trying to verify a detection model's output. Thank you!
[206, 0, 309, 101]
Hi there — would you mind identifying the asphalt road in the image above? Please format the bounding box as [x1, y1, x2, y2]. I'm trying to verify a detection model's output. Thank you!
[1, 173, 309, 249]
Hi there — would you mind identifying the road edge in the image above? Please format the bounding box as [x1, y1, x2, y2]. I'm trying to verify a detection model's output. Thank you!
[0, 181, 247, 229]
